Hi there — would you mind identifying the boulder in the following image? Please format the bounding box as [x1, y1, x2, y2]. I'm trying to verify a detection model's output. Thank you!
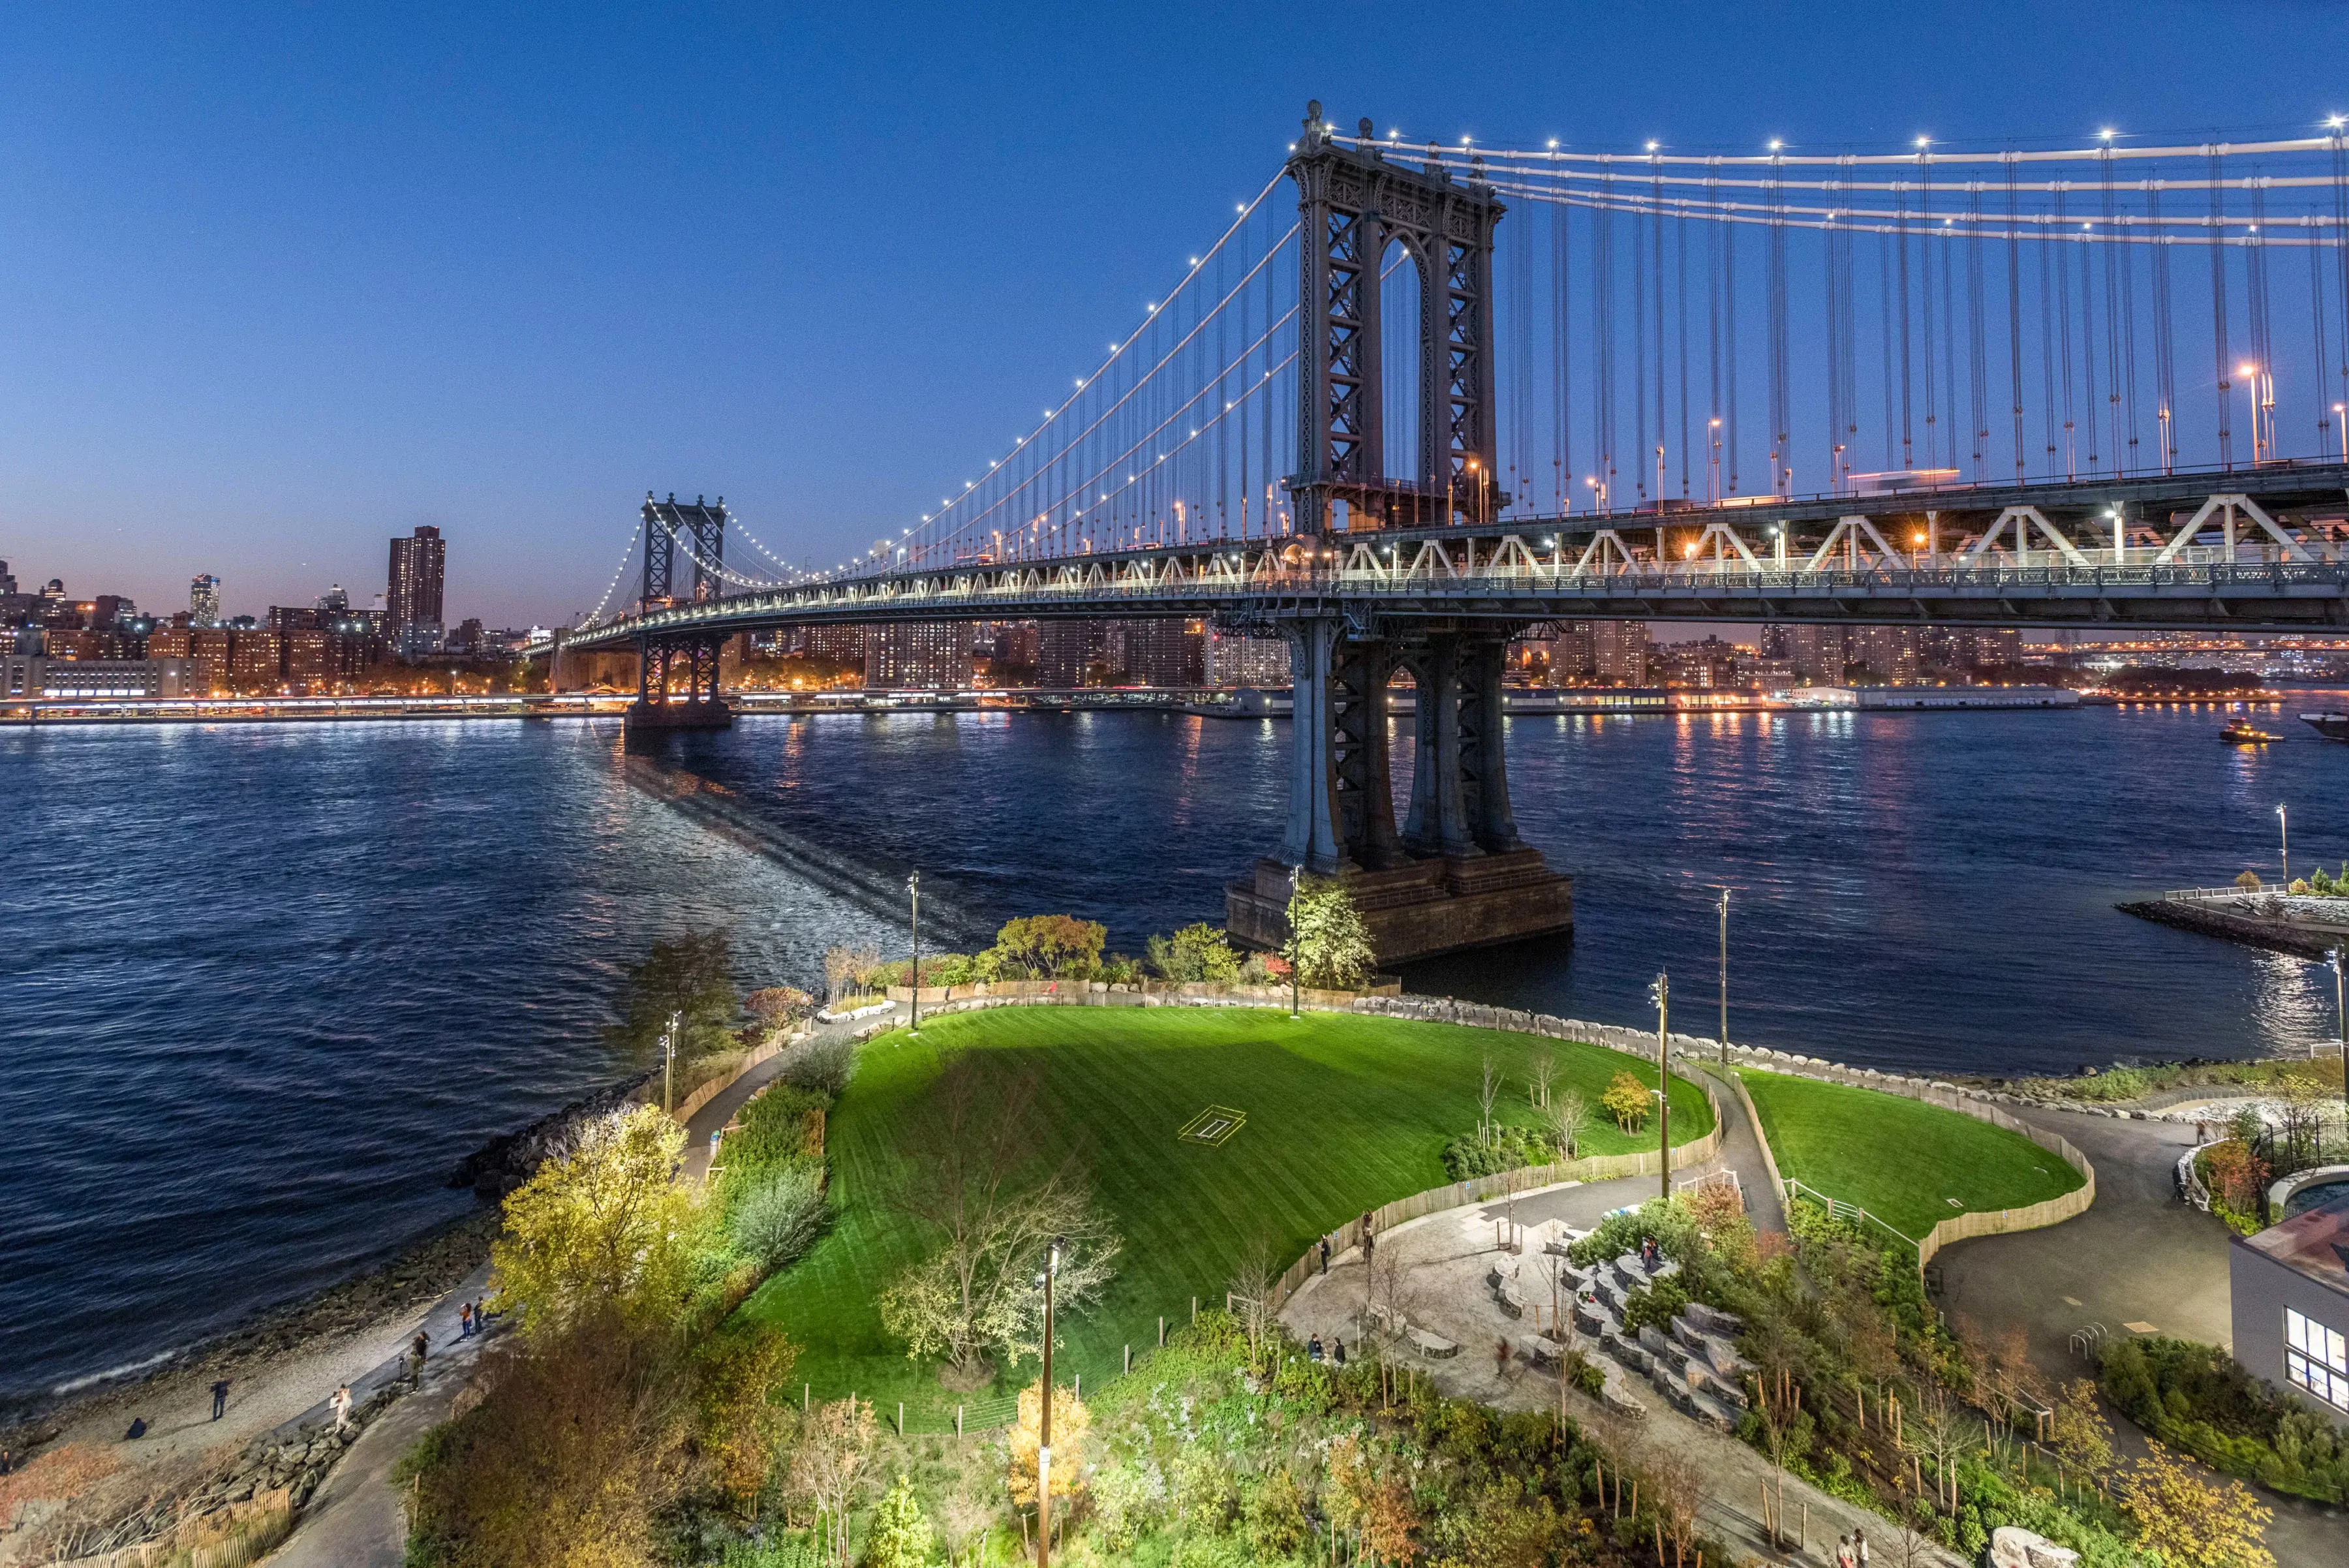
[1989, 1526, 2081, 1568]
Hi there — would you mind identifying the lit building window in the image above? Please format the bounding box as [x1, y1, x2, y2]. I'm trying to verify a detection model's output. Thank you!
[2286, 1308, 2349, 1412]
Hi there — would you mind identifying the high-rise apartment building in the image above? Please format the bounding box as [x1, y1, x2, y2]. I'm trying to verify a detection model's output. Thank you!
[1781, 625, 1847, 685]
[1592, 620, 1649, 686]
[386, 526, 446, 653]
[798, 624, 867, 667]
[864, 621, 974, 690]
[230, 631, 283, 690]
[190, 574, 221, 625]
[1849, 625, 1922, 685]
[1203, 628, 1291, 688]
[0, 560, 17, 595]
[1116, 620, 1205, 686]
[1036, 621, 1102, 688]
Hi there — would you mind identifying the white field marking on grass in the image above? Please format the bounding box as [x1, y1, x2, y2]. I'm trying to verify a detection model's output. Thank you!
[1177, 1105, 1248, 1146]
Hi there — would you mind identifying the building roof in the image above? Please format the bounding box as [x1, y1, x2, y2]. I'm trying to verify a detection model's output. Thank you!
[2245, 1186, 2349, 1293]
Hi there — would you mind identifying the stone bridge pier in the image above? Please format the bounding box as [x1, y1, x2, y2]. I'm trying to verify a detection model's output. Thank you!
[1226, 613, 1573, 964]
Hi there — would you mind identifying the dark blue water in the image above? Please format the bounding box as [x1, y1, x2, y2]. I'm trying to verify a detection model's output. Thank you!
[4, 700, 2344, 1396]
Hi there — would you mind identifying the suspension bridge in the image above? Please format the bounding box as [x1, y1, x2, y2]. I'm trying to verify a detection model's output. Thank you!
[530, 103, 2349, 961]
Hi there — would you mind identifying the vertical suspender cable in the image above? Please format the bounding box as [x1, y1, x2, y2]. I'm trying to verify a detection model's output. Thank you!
[2209, 145, 2235, 469]
[2249, 179, 2273, 463]
[2055, 184, 2077, 478]
[1967, 181, 1988, 479]
[2038, 187, 2059, 478]
[1941, 217, 1959, 476]
[1677, 200, 1690, 497]
[1653, 158, 1668, 500]
[1918, 149, 1939, 470]
[1880, 232, 1897, 472]
[2006, 155, 2027, 478]
[1724, 192, 1739, 495]
[2151, 183, 2177, 472]
[2312, 211, 2331, 460]
[1897, 170, 1914, 470]
[1597, 179, 1616, 507]
[1707, 162, 1722, 491]
[1824, 204, 1843, 491]
[2100, 148, 2129, 472]
[2080, 212, 2101, 473]
[1634, 180, 1649, 502]
[1768, 153, 1789, 494]
[1554, 196, 1570, 512]
[2334, 131, 2349, 425]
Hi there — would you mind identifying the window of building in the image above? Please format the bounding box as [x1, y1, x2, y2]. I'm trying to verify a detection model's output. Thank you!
[2286, 1308, 2349, 1412]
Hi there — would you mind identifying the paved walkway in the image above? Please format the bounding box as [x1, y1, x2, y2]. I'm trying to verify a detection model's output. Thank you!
[1933, 1101, 2349, 1555]
[267, 1007, 902, 1565]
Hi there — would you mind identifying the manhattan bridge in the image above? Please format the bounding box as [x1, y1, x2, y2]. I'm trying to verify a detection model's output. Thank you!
[532, 104, 2349, 959]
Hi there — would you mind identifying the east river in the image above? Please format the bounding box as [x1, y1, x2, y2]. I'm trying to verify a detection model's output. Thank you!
[4, 699, 2346, 1396]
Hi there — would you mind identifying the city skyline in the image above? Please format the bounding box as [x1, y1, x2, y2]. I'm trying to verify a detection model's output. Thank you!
[3, 1, 2346, 623]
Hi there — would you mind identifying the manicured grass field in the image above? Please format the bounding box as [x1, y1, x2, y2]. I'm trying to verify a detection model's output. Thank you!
[1736, 1068, 2085, 1242]
[739, 1006, 1713, 1424]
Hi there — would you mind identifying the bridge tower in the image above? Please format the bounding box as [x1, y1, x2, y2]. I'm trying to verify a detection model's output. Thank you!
[1227, 110, 1567, 966]
[626, 493, 735, 735]
[1286, 102, 1508, 536]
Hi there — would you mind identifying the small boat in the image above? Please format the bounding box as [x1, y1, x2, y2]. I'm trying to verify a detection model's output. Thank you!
[2302, 713, 2349, 743]
[2222, 720, 2282, 745]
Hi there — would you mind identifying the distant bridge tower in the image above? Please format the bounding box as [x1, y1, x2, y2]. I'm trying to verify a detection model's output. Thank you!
[1285, 102, 1507, 535]
[628, 493, 735, 734]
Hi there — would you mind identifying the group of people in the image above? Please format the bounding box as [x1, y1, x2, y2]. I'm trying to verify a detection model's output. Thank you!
[1304, 1332, 1348, 1366]
[1834, 1527, 1872, 1565]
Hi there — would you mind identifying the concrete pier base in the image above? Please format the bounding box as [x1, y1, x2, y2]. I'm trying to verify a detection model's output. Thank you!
[622, 697, 733, 737]
[1227, 848, 1573, 966]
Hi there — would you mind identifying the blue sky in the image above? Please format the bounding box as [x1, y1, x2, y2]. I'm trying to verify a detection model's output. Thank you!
[2, 1, 2344, 625]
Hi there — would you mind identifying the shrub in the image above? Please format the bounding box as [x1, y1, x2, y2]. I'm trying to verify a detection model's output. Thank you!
[2100, 1334, 2349, 1504]
[1146, 923, 1243, 983]
[729, 1164, 827, 1271]
[1240, 1467, 1309, 1558]
[780, 1038, 857, 1097]
[745, 986, 816, 1030]
[1620, 1276, 1689, 1338]
[722, 1084, 829, 1177]
[1286, 876, 1374, 989]
[1441, 1124, 1554, 1179]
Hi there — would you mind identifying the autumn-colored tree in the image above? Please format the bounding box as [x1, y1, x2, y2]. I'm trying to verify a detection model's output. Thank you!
[694, 1326, 799, 1518]
[2118, 1438, 2275, 1568]
[2050, 1377, 2116, 1478]
[1359, 1471, 1424, 1565]
[1602, 1069, 1651, 1133]
[1008, 1380, 1090, 1511]
[1286, 876, 1375, 990]
[783, 1396, 878, 1568]
[490, 1105, 709, 1335]
[745, 986, 814, 1030]
[985, 915, 1107, 979]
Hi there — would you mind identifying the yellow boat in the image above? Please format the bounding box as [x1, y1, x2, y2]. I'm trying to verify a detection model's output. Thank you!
[2221, 720, 2280, 745]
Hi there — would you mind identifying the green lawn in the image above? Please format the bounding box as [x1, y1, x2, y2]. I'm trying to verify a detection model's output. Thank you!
[739, 1006, 1713, 1424]
[1736, 1067, 2085, 1241]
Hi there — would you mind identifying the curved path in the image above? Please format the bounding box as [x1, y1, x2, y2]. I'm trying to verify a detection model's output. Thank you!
[1933, 1101, 2348, 1555]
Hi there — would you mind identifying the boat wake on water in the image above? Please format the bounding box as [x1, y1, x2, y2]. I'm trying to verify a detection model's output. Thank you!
[621, 756, 992, 948]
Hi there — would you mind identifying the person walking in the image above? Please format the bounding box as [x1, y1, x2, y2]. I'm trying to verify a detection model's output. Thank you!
[331, 1385, 353, 1432]
[1494, 1338, 1511, 1378]
[1319, 1237, 1331, 1275]
[1332, 1336, 1345, 1368]
[209, 1378, 230, 1421]
[459, 1302, 474, 1339]
[1362, 1229, 1375, 1267]
[1834, 1532, 1854, 1567]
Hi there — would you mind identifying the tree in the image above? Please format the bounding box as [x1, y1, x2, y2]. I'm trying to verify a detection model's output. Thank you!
[1528, 1049, 1556, 1110]
[490, 1105, 709, 1334]
[2237, 869, 2264, 891]
[696, 1326, 799, 1518]
[985, 915, 1107, 980]
[1602, 1069, 1651, 1133]
[1545, 1087, 1591, 1160]
[1007, 1380, 1090, 1511]
[784, 1396, 878, 1568]
[877, 1059, 1120, 1382]
[608, 929, 739, 1062]
[746, 986, 816, 1030]
[1286, 875, 1375, 990]
[1226, 1236, 1277, 1369]
[1477, 1053, 1503, 1146]
[2118, 1439, 2275, 1568]
[861, 1474, 938, 1568]
[2050, 1377, 2115, 1479]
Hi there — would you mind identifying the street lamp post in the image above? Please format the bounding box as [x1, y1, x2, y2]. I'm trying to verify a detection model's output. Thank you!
[1036, 1237, 1062, 1568]
[1715, 887, 1731, 1068]
[662, 1009, 680, 1114]
[1650, 973, 1671, 1203]
[1287, 863, 1302, 1020]
[2280, 803, 2290, 887]
[2335, 950, 2348, 1126]
[908, 870, 922, 1037]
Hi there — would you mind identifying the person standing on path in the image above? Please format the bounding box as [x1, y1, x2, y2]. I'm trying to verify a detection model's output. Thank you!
[1319, 1237, 1330, 1275]
[209, 1378, 230, 1421]
[1494, 1338, 1511, 1379]
[1851, 1526, 1869, 1565]
[459, 1302, 473, 1338]
[330, 1385, 353, 1432]
[1834, 1533, 1854, 1567]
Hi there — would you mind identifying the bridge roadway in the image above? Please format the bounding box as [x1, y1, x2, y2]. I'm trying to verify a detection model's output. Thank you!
[536, 461, 2349, 654]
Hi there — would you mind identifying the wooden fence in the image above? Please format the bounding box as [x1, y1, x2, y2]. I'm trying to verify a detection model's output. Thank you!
[671, 1024, 808, 1126]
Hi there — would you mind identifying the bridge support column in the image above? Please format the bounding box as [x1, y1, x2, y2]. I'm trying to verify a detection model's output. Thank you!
[625, 632, 733, 739]
[1228, 615, 1570, 968]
